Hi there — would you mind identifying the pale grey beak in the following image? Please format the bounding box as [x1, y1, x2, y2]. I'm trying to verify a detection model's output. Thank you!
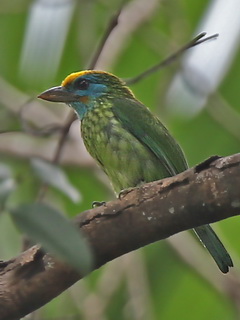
[38, 86, 79, 103]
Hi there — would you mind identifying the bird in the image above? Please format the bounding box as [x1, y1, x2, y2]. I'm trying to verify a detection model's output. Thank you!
[38, 70, 233, 273]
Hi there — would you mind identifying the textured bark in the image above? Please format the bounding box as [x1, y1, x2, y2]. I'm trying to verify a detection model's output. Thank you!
[1, 154, 240, 320]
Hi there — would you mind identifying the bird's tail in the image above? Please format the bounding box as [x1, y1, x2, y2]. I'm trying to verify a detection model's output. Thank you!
[194, 225, 233, 273]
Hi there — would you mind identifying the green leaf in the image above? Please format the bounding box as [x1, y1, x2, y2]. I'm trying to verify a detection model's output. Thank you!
[10, 203, 93, 274]
[31, 158, 81, 203]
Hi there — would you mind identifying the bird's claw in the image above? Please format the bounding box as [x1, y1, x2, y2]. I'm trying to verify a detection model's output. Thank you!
[92, 201, 106, 208]
[118, 187, 134, 200]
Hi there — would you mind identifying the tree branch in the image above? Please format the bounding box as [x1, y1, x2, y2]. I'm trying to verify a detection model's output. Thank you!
[1, 153, 240, 320]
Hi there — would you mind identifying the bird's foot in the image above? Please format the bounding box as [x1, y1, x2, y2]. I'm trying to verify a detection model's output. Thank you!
[118, 187, 134, 200]
[92, 201, 106, 208]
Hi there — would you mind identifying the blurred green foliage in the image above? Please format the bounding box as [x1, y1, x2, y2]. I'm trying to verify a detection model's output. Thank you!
[0, 0, 239, 319]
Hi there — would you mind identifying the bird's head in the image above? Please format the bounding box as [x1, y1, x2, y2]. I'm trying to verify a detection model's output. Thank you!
[38, 70, 134, 119]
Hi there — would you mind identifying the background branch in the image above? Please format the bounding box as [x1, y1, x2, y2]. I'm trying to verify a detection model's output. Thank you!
[0, 153, 240, 320]
[125, 32, 218, 85]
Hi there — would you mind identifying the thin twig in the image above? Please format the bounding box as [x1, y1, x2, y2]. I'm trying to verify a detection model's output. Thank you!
[88, 7, 123, 70]
[0, 130, 21, 134]
[52, 112, 77, 163]
[125, 32, 219, 85]
[17, 97, 62, 137]
[36, 111, 76, 202]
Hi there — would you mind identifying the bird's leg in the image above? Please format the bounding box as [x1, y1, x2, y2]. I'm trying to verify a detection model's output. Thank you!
[92, 201, 106, 208]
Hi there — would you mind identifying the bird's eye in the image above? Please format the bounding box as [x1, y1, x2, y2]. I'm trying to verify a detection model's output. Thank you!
[74, 79, 89, 90]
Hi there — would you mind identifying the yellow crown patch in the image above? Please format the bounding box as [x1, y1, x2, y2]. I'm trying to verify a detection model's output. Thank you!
[61, 70, 113, 87]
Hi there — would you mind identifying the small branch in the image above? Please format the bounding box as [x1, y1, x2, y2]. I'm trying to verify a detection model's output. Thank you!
[1, 153, 240, 320]
[93, 0, 161, 70]
[52, 112, 76, 163]
[87, 7, 123, 70]
[36, 111, 77, 202]
[126, 32, 218, 85]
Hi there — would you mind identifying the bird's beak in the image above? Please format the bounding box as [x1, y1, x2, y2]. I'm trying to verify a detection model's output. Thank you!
[38, 86, 78, 103]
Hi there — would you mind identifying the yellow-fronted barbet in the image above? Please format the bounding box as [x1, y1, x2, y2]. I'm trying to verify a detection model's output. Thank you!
[38, 70, 233, 273]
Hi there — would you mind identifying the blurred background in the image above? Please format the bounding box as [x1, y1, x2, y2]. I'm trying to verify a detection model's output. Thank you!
[1, 0, 240, 319]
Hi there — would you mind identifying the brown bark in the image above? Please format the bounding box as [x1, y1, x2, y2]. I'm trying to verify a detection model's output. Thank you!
[1, 154, 240, 320]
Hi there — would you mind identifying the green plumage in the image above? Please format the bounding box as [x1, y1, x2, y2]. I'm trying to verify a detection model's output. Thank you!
[39, 70, 233, 273]
[81, 98, 187, 193]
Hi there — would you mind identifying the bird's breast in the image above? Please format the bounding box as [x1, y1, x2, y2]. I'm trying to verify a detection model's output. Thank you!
[81, 106, 168, 193]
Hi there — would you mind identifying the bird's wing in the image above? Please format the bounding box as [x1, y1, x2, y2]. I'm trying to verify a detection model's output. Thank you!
[112, 98, 188, 175]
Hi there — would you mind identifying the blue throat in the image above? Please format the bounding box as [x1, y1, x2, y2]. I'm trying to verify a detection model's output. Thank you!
[69, 101, 97, 120]
[70, 102, 89, 120]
